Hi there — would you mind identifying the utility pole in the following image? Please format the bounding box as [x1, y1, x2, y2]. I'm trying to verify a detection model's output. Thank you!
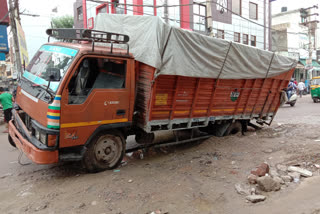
[206, 0, 213, 36]
[300, 5, 319, 80]
[9, 0, 23, 79]
[164, 0, 168, 24]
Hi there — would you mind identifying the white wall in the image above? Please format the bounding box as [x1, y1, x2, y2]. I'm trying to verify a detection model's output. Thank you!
[212, 0, 269, 50]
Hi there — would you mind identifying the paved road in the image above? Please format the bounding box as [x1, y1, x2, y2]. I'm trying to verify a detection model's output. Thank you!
[275, 94, 319, 125]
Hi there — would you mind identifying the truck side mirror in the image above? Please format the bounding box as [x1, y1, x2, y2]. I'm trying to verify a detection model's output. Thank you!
[46, 67, 61, 82]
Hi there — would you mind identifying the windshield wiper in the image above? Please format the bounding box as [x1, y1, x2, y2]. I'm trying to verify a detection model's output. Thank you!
[31, 84, 55, 100]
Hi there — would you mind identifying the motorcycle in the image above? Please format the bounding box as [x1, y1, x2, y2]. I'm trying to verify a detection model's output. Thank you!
[285, 89, 297, 107]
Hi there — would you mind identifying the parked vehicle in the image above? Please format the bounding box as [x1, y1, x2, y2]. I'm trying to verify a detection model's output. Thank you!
[8, 16, 296, 172]
[310, 76, 320, 103]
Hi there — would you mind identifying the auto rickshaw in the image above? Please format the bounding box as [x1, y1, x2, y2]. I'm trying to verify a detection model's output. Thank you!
[311, 76, 320, 103]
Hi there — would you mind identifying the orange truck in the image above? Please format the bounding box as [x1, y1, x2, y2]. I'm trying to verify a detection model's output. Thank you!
[8, 17, 296, 172]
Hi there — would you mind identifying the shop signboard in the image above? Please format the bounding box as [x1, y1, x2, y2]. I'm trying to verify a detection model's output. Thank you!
[0, 25, 9, 53]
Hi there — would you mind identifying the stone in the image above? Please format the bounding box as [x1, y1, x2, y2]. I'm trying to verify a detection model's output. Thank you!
[248, 174, 258, 184]
[281, 175, 293, 182]
[91, 201, 97, 206]
[74, 203, 86, 209]
[250, 188, 256, 195]
[20, 192, 33, 197]
[276, 164, 287, 172]
[273, 176, 284, 184]
[246, 195, 266, 203]
[35, 202, 49, 211]
[257, 176, 281, 192]
[314, 164, 320, 169]
[269, 169, 279, 178]
[263, 149, 273, 153]
[287, 166, 313, 177]
[288, 172, 300, 180]
[251, 163, 270, 177]
[235, 183, 251, 195]
[128, 179, 133, 183]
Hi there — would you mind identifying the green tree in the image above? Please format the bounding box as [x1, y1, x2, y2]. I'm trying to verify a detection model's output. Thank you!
[51, 15, 74, 28]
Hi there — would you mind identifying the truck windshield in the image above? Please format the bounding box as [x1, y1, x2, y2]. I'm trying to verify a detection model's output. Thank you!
[312, 79, 320, 85]
[23, 45, 78, 92]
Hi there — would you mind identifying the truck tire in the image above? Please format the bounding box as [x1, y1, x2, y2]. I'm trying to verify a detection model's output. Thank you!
[8, 135, 16, 148]
[83, 130, 125, 173]
[224, 121, 242, 136]
[207, 123, 230, 137]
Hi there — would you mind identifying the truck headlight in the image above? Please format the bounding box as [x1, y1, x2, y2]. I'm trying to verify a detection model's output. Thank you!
[40, 133, 47, 144]
[35, 129, 40, 140]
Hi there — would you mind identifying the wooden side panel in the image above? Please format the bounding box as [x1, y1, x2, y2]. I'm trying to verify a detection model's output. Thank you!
[147, 68, 294, 122]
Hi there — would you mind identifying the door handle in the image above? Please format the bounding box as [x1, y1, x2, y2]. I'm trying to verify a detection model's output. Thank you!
[116, 109, 126, 116]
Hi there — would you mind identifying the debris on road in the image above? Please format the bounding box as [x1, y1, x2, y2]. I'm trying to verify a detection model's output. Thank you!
[251, 163, 270, 177]
[74, 202, 86, 209]
[280, 175, 293, 183]
[287, 166, 313, 177]
[235, 183, 251, 195]
[248, 174, 258, 184]
[276, 164, 288, 172]
[257, 176, 281, 192]
[246, 195, 266, 203]
[269, 169, 280, 178]
[35, 202, 49, 211]
[263, 149, 273, 153]
[273, 176, 284, 185]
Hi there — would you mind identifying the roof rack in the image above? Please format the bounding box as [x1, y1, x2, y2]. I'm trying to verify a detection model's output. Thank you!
[46, 28, 130, 54]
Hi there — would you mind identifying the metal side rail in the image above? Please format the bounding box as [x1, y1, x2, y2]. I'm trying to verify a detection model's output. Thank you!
[125, 134, 213, 153]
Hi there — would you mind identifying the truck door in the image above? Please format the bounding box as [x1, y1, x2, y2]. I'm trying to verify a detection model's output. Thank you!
[60, 56, 132, 147]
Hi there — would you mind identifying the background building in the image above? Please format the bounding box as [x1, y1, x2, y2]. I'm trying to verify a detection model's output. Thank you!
[272, 6, 319, 81]
[74, 0, 271, 50]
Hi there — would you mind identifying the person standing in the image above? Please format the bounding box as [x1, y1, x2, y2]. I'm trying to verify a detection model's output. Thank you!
[0, 87, 14, 133]
[297, 80, 306, 98]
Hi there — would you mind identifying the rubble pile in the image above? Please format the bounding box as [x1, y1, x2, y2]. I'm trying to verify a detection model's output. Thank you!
[235, 162, 314, 203]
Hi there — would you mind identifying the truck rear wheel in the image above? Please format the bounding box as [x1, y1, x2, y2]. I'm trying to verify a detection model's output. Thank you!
[83, 130, 125, 173]
[224, 121, 242, 136]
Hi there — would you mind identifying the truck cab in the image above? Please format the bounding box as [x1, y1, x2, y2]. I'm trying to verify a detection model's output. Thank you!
[9, 29, 135, 172]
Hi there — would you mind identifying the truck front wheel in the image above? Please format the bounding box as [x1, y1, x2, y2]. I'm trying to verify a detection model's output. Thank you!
[83, 130, 125, 173]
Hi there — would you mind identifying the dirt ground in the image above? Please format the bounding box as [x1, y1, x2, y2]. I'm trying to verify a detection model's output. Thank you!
[0, 95, 320, 214]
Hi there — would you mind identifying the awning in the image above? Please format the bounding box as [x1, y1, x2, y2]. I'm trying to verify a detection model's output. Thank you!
[299, 59, 320, 67]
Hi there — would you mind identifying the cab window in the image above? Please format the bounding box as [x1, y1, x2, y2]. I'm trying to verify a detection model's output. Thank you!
[68, 57, 127, 104]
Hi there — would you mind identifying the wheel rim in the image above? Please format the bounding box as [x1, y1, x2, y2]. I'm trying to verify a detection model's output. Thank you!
[94, 135, 122, 167]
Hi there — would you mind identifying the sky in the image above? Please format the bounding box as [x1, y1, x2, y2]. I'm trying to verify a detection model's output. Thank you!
[19, 0, 74, 59]
[17, 0, 320, 59]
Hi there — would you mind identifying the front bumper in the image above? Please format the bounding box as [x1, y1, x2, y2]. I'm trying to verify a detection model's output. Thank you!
[8, 110, 59, 164]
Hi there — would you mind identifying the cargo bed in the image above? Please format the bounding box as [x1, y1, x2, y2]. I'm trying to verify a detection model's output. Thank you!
[135, 63, 294, 132]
